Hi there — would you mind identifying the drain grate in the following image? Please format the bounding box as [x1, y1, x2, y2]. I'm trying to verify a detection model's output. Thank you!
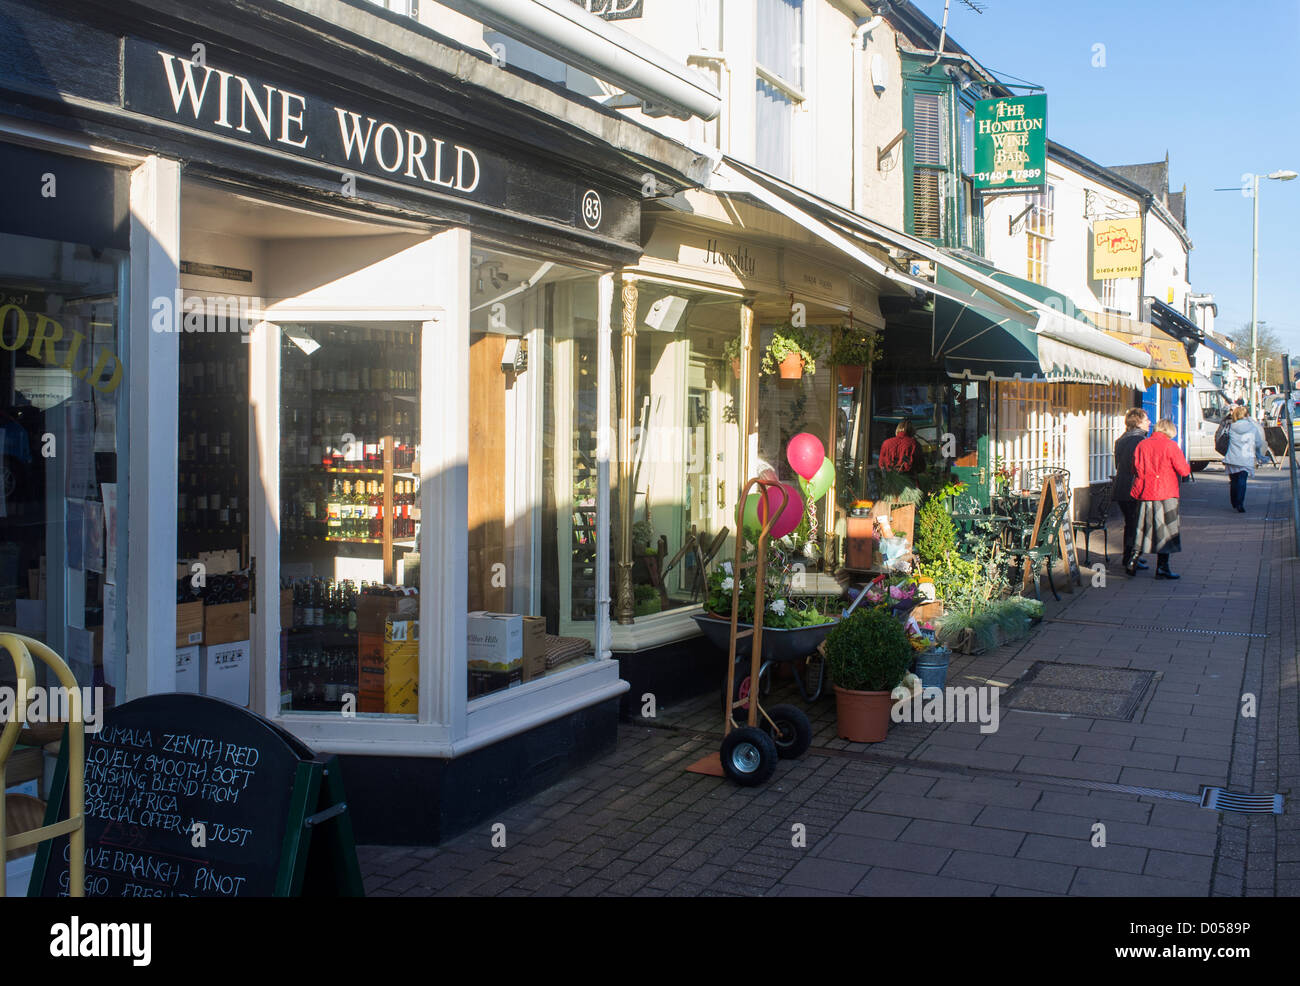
[1002, 662, 1155, 721]
[1052, 618, 1268, 640]
[1200, 787, 1284, 814]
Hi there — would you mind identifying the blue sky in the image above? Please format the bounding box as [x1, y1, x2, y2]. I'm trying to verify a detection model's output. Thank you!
[928, 0, 1300, 359]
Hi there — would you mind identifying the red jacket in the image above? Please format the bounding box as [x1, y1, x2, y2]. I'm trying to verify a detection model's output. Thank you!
[1130, 432, 1190, 501]
[879, 435, 921, 472]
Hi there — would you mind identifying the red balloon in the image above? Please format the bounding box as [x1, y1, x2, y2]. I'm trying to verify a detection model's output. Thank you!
[769, 483, 805, 539]
[786, 433, 825, 481]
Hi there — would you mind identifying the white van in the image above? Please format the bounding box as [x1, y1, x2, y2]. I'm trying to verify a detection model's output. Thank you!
[1187, 371, 1234, 471]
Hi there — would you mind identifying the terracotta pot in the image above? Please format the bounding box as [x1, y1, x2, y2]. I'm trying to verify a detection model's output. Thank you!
[778, 353, 806, 379]
[838, 364, 864, 388]
[833, 685, 894, 743]
[731, 357, 742, 379]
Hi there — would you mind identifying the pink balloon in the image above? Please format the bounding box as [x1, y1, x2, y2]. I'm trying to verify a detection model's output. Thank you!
[769, 483, 805, 539]
[786, 433, 825, 481]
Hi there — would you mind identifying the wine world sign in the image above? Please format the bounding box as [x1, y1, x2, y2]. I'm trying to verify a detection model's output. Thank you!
[122, 40, 633, 237]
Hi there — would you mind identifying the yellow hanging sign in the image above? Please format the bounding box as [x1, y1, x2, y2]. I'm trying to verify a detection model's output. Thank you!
[1091, 217, 1143, 280]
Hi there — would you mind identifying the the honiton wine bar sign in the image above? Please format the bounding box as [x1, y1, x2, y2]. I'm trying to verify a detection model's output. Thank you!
[972, 94, 1047, 194]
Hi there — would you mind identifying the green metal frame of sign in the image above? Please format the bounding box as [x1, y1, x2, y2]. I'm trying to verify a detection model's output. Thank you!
[972, 94, 1047, 194]
[31, 733, 363, 898]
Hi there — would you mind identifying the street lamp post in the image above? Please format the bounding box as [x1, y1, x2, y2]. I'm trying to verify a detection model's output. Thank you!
[1249, 169, 1298, 417]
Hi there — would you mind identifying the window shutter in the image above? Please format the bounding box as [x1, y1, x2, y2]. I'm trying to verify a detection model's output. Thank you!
[913, 170, 941, 238]
[912, 92, 942, 166]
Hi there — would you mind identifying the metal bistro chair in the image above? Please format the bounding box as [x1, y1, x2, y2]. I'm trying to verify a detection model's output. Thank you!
[1072, 481, 1114, 565]
[1024, 466, 1071, 504]
[1005, 501, 1070, 601]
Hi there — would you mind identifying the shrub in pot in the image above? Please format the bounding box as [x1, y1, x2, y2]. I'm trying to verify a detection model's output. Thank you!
[824, 606, 913, 742]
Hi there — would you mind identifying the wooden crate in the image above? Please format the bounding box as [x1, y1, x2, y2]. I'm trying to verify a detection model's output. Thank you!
[176, 601, 204, 648]
[205, 601, 250, 646]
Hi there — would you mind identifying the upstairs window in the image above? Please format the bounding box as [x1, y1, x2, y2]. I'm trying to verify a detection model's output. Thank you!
[909, 89, 948, 240]
[1025, 185, 1054, 285]
[755, 0, 804, 180]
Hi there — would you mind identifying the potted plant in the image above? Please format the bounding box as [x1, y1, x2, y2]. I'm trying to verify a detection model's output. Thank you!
[831, 328, 880, 389]
[723, 336, 742, 379]
[631, 520, 657, 557]
[761, 323, 825, 380]
[823, 606, 913, 742]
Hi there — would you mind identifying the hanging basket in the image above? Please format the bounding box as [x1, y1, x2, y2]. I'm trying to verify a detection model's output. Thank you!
[838, 365, 864, 388]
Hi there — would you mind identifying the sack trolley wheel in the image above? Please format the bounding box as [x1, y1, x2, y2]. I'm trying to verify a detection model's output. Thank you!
[762, 703, 813, 760]
[719, 726, 778, 786]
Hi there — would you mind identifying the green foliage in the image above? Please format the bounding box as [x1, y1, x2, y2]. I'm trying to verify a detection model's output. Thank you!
[761, 323, 826, 376]
[918, 551, 981, 605]
[722, 336, 742, 363]
[831, 328, 882, 367]
[915, 497, 957, 566]
[824, 606, 913, 692]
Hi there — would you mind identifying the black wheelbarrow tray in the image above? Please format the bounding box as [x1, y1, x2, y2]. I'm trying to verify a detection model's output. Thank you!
[693, 614, 840, 702]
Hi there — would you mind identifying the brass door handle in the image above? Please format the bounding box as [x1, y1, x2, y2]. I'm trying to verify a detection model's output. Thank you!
[717, 479, 726, 509]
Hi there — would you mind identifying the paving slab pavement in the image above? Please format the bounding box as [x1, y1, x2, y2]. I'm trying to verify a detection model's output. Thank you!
[359, 464, 1299, 896]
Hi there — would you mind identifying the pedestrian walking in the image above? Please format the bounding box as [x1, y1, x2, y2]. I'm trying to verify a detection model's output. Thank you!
[879, 420, 922, 474]
[1220, 405, 1269, 513]
[1113, 407, 1150, 571]
[1128, 418, 1191, 579]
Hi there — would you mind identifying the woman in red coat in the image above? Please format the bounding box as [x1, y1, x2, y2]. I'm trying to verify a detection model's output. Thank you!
[1127, 418, 1191, 579]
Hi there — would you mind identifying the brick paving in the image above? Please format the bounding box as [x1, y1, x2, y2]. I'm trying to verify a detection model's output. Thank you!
[359, 464, 1299, 896]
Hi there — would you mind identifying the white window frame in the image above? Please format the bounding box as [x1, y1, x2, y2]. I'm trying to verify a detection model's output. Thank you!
[245, 229, 623, 757]
[1087, 383, 1125, 484]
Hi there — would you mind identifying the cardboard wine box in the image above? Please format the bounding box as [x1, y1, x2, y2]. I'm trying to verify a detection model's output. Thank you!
[520, 616, 547, 683]
[357, 632, 386, 714]
[200, 639, 251, 707]
[175, 645, 200, 693]
[466, 612, 523, 672]
[383, 619, 418, 715]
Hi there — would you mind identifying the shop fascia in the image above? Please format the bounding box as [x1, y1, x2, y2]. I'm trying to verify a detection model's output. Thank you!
[146, 46, 482, 194]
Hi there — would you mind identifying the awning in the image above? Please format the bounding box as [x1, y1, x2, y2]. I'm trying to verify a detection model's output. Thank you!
[1199, 336, 1238, 363]
[1103, 327, 1194, 387]
[1146, 298, 1203, 344]
[1080, 311, 1193, 387]
[932, 257, 1150, 389]
[709, 158, 1150, 390]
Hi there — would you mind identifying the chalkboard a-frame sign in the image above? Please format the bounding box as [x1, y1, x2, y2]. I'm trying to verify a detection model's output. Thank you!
[30, 694, 363, 898]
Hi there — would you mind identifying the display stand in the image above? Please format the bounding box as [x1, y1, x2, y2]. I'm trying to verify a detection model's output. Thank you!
[1022, 475, 1080, 593]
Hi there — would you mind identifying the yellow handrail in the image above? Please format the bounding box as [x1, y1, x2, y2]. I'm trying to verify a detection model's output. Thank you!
[0, 634, 85, 897]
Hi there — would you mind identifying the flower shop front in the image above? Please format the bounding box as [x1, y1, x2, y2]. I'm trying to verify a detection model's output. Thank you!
[608, 188, 892, 713]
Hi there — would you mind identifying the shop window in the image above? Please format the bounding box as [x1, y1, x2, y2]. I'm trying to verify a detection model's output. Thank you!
[277, 322, 422, 716]
[1087, 383, 1124, 484]
[619, 284, 742, 619]
[465, 248, 606, 697]
[992, 381, 1066, 487]
[0, 214, 127, 703]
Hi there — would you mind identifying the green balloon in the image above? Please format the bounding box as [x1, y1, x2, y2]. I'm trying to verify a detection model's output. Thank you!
[738, 492, 762, 534]
[801, 457, 835, 502]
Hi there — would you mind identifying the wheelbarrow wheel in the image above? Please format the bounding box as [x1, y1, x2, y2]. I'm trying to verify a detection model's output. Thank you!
[764, 704, 812, 760]
[720, 727, 778, 786]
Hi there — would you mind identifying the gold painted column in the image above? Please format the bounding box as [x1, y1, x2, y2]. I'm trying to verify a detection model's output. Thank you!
[615, 276, 638, 625]
[738, 301, 756, 484]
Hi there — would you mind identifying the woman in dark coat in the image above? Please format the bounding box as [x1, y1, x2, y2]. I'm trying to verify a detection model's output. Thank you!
[1113, 407, 1150, 571]
[1128, 418, 1191, 579]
